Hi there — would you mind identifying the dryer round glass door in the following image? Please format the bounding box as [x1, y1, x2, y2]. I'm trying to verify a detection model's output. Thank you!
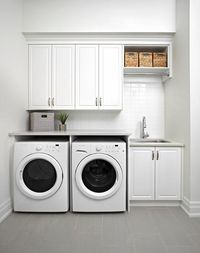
[16, 153, 63, 200]
[75, 154, 123, 200]
[82, 159, 116, 193]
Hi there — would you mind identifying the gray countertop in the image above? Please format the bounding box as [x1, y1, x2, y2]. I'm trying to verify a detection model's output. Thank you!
[9, 129, 131, 137]
[9, 131, 184, 147]
[129, 139, 184, 147]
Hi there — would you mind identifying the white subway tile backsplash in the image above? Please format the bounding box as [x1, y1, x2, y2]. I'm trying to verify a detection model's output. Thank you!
[65, 77, 164, 138]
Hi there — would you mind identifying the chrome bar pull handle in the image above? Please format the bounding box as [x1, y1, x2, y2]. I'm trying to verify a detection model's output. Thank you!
[52, 98, 54, 106]
[100, 97, 102, 106]
[48, 97, 51, 106]
[152, 151, 154, 160]
[95, 97, 98, 106]
[157, 151, 159, 160]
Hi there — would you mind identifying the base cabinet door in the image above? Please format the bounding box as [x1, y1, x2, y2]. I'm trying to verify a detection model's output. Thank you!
[99, 45, 123, 110]
[130, 146, 182, 202]
[29, 45, 51, 109]
[155, 147, 181, 200]
[130, 148, 155, 200]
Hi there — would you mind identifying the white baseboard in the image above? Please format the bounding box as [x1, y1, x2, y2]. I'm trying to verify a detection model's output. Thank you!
[0, 199, 12, 223]
[130, 200, 181, 207]
[181, 197, 200, 217]
[130, 199, 200, 217]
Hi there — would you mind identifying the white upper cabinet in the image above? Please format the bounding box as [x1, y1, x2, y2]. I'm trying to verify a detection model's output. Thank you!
[155, 148, 181, 200]
[52, 45, 75, 109]
[29, 45, 75, 110]
[76, 45, 98, 109]
[75, 44, 123, 110]
[28, 43, 123, 110]
[29, 45, 51, 109]
[130, 148, 155, 200]
[99, 45, 123, 109]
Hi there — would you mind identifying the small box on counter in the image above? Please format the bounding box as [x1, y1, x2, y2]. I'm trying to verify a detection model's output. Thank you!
[124, 52, 139, 67]
[153, 52, 167, 67]
[139, 52, 153, 67]
[30, 112, 55, 131]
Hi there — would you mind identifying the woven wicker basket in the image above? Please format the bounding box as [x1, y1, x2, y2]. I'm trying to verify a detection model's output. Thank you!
[153, 52, 167, 67]
[124, 52, 138, 67]
[139, 52, 153, 67]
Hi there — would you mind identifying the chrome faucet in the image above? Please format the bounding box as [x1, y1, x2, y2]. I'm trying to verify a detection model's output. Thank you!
[141, 116, 149, 139]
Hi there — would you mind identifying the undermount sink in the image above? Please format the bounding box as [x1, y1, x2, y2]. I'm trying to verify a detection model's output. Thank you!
[130, 138, 170, 143]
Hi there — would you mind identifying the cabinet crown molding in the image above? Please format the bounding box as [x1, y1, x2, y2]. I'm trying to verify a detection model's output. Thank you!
[23, 32, 174, 44]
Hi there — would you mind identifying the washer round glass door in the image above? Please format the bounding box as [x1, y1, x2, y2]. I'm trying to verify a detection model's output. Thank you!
[75, 154, 123, 200]
[16, 153, 63, 200]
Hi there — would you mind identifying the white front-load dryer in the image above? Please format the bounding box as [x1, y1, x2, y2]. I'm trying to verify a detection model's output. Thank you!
[72, 138, 126, 212]
[13, 141, 69, 212]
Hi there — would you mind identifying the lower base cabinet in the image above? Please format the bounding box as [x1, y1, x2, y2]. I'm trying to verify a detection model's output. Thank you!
[130, 147, 182, 201]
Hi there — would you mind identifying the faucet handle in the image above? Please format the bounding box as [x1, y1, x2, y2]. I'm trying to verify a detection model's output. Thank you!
[142, 116, 146, 128]
[141, 116, 149, 139]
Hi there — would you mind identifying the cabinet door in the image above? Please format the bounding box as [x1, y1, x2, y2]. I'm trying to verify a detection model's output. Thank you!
[130, 148, 155, 200]
[99, 45, 123, 110]
[52, 45, 75, 109]
[76, 45, 98, 109]
[155, 148, 181, 200]
[29, 45, 51, 109]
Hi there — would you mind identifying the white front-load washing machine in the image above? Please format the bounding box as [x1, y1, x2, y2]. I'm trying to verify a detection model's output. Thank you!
[13, 141, 69, 212]
[72, 138, 126, 212]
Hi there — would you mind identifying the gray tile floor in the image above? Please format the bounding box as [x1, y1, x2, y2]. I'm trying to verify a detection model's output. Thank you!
[0, 207, 200, 253]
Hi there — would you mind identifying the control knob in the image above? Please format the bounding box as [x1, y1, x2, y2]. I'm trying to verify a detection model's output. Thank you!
[36, 145, 42, 151]
[96, 146, 102, 152]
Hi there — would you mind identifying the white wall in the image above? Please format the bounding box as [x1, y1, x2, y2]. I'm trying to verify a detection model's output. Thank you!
[166, 0, 200, 212]
[190, 0, 200, 201]
[56, 77, 165, 139]
[22, 0, 176, 33]
[0, 0, 27, 221]
[22, 0, 172, 139]
[165, 0, 190, 200]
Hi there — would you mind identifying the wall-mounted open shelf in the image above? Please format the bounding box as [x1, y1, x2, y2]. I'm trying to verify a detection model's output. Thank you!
[123, 44, 172, 82]
[124, 67, 170, 76]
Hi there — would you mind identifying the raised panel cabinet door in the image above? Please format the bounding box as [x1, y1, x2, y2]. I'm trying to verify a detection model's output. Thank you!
[130, 148, 155, 200]
[155, 148, 181, 200]
[99, 45, 123, 110]
[76, 45, 98, 109]
[29, 45, 51, 109]
[52, 45, 75, 109]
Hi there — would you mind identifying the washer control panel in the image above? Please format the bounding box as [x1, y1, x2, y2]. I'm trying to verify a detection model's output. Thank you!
[73, 141, 126, 154]
[95, 144, 125, 153]
[35, 144, 61, 153]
